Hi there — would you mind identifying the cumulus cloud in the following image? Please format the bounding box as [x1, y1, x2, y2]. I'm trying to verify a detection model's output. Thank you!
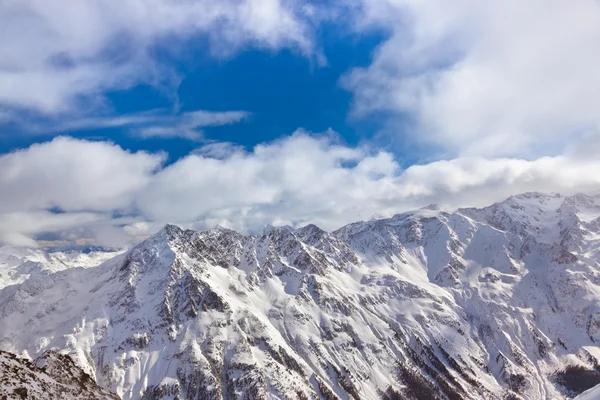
[0, 0, 315, 116]
[2, 133, 600, 247]
[0, 137, 164, 213]
[343, 0, 600, 157]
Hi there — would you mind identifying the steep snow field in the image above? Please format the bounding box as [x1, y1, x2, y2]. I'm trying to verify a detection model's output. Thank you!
[2, 192, 600, 399]
[575, 383, 600, 400]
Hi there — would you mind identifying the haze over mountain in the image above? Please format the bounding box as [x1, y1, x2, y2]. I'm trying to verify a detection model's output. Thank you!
[3, 192, 600, 399]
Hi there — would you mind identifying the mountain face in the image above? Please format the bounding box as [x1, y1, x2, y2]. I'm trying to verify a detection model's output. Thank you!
[0, 349, 119, 399]
[2, 192, 600, 399]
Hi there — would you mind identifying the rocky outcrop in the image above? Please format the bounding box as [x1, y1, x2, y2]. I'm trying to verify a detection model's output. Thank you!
[0, 350, 119, 399]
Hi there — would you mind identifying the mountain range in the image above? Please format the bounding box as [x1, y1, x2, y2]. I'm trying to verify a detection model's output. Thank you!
[2, 192, 600, 399]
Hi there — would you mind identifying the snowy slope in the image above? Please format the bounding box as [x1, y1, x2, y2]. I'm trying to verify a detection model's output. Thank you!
[2, 192, 600, 399]
[575, 383, 600, 400]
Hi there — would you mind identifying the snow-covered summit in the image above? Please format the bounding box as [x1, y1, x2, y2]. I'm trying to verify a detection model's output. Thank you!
[3, 192, 600, 399]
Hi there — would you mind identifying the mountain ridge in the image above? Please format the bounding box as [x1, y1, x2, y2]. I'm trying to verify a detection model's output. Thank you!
[2, 192, 600, 399]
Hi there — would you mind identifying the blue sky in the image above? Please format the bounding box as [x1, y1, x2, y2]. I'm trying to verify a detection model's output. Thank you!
[0, 21, 387, 164]
[2, 0, 600, 247]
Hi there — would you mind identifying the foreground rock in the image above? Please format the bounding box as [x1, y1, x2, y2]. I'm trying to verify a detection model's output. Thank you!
[0, 350, 119, 399]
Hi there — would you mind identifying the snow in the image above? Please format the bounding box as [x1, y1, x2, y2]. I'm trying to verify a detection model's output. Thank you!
[2, 192, 600, 399]
[575, 384, 600, 400]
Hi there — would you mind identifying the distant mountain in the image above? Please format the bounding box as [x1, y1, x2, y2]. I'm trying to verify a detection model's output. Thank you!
[0, 245, 122, 289]
[2, 192, 600, 399]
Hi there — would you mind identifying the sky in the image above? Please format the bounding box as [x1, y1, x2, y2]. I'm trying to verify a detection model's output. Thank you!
[2, 0, 600, 248]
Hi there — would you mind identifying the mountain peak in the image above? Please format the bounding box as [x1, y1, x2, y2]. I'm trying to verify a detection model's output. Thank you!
[506, 191, 562, 202]
[297, 223, 324, 234]
[5, 191, 600, 400]
[159, 223, 183, 237]
[262, 224, 294, 235]
[420, 203, 445, 211]
[213, 224, 232, 231]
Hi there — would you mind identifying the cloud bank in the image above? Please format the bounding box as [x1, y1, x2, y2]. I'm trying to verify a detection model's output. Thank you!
[2, 133, 600, 247]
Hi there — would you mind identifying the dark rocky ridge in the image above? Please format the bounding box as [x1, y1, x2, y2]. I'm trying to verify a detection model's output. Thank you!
[0, 350, 119, 399]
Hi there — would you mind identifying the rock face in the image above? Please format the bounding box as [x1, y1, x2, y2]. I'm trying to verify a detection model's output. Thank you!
[0, 350, 119, 399]
[3, 192, 600, 399]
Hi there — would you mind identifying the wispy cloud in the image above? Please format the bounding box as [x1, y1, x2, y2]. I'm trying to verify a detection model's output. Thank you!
[193, 142, 247, 159]
[134, 110, 250, 140]
[4, 109, 250, 140]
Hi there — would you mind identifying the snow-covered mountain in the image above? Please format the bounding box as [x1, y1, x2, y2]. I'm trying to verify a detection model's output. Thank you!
[0, 245, 123, 289]
[2, 192, 600, 399]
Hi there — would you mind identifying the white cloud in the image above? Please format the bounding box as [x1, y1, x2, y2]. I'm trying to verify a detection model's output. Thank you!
[0, 233, 39, 248]
[2, 133, 600, 247]
[8, 109, 250, 140]
[343, 0, 600, 157]
[134, 110, 250, 140]
[0, 136, 164, 214]
[0, 211, 106, 247]
[193, 142, 247, 159]
[137, 133, 600, 233]
[183, 110, 250, 128]
[0, 0, 315, 115]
